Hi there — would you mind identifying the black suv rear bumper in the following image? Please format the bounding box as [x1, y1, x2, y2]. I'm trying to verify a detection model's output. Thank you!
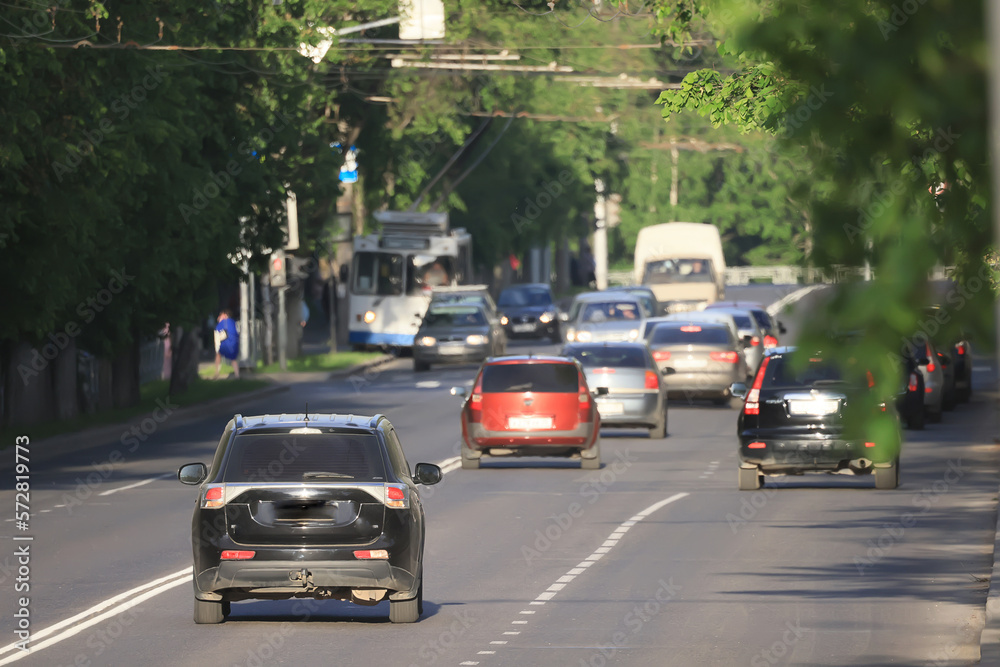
[738, 435, 891, 472]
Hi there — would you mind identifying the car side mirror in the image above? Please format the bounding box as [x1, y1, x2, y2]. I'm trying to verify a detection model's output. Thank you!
[414, 462, 442, 485]
[917, 357, 931, 366]
[450, 386, 468, 398]
[742, 335, 753, 346]
[178, 463, 207, 485]
[730, 382, 748, 399]
[778, 322, 787, 334]
[594, 386, 610, 396]
[661, 367, 676, 375]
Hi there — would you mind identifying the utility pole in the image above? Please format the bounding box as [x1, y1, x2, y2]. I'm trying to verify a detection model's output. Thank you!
[278, 287, 287, 371]
[594, 178, 608, 290]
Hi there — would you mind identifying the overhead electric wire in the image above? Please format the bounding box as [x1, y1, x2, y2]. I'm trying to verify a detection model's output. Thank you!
[430, 114, 516, 211]
[409, 116, 493, 211]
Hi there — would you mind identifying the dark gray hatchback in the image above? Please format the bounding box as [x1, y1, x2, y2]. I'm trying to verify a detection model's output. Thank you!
[178, 413, 441, 624]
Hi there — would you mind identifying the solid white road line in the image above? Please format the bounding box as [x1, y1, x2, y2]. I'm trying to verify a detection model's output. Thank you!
[766, 284, 825, 317]
[6, 454, 466, 659]
[0, 568, 191, 662]
[98, 473, 174, 496]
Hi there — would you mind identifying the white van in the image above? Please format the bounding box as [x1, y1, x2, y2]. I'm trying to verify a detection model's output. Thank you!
[633, 222, 726, 313]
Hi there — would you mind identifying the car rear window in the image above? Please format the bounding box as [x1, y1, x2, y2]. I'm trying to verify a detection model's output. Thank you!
[481, 363, 579, 393]
[729, 314, 754, 329]
[649, 324, 730, 345]
[750, 310, 771, 330]
[566, 346, 647, 368]
[224, 432, 386, 483]
[762, 356, 845, 388]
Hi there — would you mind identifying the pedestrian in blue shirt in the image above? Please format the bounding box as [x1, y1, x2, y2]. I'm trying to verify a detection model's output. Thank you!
[213, 310, 240, 379]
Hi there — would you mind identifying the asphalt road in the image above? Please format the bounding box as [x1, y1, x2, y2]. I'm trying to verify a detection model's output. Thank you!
[0, 284, 997, 667]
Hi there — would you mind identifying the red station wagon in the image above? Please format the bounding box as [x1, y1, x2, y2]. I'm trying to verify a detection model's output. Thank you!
[451, 355, 601, 469]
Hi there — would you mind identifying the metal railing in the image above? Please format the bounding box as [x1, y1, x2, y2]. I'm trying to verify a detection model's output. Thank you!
[609, 265, 956, 287]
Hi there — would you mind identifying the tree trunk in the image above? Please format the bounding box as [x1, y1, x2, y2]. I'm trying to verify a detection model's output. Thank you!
[53, 337, 78, 421]
[111, 339, 140, 409]
[4, 342, 53, 428]
[169, 326, 202, 397]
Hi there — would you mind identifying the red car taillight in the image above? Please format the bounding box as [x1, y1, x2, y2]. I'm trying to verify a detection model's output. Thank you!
[763, 335, 778, 348]
[220, 550, 255, 560]
[644, 370, 659, 389]
[957, 342, 966, 356]
[578, 370, 592, 422]
[652, 350, 671, 361]
[750, 337, 760, 347]
[866, 370, 875, 388]
[710, 351, 739, 363]
[469, 376, 483, 423]
[744, 356, 770, 415]
[926, 362, 936, 373]
[908, 373, 918, 392]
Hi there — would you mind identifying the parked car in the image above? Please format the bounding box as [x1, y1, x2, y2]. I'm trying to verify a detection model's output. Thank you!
[732, 347, 902, 491]
[697, 306, 766, 375]
[429, 285, 499, 321]
[177, 413, 442, 624]
[413, 304, 505, 372]
[645, 320, 748, 405]
[897, 351, 926, 430]
[604, 285, 659, 318]
[496, 283, 561, 342]
[952, 338, 973, 403]
[561, 341, 670, 438]
[451, 355, 601, 469]
[705, 300, 786, 348]
[563, 292, 646, 344]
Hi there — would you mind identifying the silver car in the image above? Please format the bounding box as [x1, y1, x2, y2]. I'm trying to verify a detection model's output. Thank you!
[561, 342, 669, 438]
[645, 320, 748, 405]
[564, 293, 645, 344]
[700, 307, 766, 375]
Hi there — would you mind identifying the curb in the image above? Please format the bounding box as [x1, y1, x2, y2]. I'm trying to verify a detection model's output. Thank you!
[252, 354, 397, 384]
[18, 382, 291, 470]
[982, 496, 1000, 663]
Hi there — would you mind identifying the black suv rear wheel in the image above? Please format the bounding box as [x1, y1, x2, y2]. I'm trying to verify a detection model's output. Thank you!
[738, 466, 761, 491]
[194, 597, 226, 624]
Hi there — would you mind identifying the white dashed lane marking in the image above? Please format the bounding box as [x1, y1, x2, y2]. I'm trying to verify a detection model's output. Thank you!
[459, 492, 689, 664]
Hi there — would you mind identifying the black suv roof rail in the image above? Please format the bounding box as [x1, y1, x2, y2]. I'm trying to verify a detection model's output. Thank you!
[234, 414, 244, 428]
[368, 414, 386, 428]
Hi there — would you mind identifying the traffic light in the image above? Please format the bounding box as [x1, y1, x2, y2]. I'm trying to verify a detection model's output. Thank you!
[269, 251, 287, 288]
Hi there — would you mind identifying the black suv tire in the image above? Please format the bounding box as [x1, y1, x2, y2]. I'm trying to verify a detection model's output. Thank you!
[194, 598, 225, 624]
[738, 467, 762, 491]
[390, 594, 420, 623]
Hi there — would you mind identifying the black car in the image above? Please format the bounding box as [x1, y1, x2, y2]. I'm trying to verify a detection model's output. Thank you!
[497, 283, 561, 342]
[178, 413, 442, 624]
[732, 347, 901, 491]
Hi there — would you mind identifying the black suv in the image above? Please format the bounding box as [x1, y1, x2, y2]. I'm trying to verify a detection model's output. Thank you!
[178, 413, 442, 624]
[732, 347, 901, 491]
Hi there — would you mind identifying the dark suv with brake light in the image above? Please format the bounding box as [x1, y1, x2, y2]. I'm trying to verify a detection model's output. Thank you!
[732, 347, 901, 491]
[177, 413, 441, 624]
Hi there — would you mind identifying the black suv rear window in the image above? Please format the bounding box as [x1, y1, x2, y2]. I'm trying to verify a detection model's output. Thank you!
[482, 363, 578, 393]
[649, 325, 730, 345]
[763, 356, 845, 388]
[566, 346, 647, 368]
[224, 432, 386, 483]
